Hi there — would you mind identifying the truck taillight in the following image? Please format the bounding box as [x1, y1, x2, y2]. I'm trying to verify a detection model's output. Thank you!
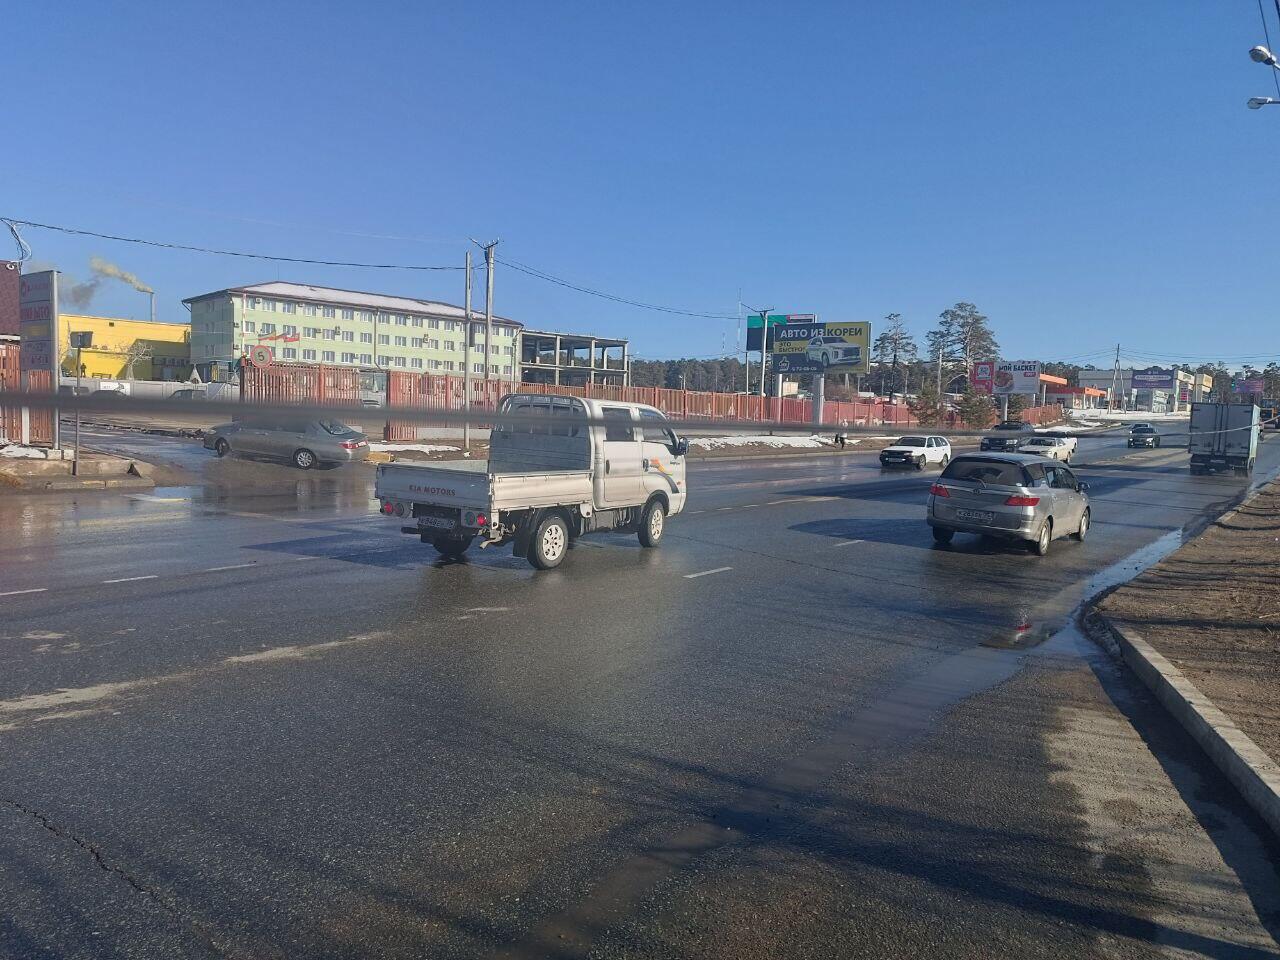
[476, 513, 487, 527]
[1004, 495, 1040, 507]
[380, 501, 394, 515]
[929, 483, 949, 497]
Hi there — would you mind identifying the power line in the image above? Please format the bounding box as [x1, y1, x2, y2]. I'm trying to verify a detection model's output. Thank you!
[2, 217, 465, 271]
[495, 255, 738, 319]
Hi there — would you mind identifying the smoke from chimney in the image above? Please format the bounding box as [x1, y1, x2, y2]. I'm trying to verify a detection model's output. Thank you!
[90, 256, 154, 294]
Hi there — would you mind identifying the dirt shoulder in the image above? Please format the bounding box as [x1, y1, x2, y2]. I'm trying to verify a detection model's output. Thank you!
[1097, 479, 1280, 765]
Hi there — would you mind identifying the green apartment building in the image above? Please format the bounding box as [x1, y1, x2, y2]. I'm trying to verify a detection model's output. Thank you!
[183, 281, 521, 382]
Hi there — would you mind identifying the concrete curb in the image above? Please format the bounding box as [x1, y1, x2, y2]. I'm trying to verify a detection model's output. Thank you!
[1095, 615, 1280, 842]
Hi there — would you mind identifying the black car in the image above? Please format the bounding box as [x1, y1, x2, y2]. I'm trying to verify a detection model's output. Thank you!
[980, 420, 1036, 451]
[1127, 425, 1161, 448]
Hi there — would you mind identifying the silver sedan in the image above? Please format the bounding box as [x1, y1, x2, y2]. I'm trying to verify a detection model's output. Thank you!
[926, 452, 1090, 556]
[203, 417, 369, 469]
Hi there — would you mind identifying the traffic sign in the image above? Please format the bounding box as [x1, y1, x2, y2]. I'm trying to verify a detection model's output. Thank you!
[248, 345, 273, 369]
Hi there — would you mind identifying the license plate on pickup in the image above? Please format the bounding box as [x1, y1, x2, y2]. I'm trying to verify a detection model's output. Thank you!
[419, 516, 455, 530]
[955, 508, 994, 524]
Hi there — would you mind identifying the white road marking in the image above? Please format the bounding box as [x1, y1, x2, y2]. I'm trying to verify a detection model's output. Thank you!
[466, 607, 510, 613]
[683, 566, 733, 579]
[833, 539, 864, 547]
[102, 575, 158, 584]
[203, 563, 256, 572]
[0, 588, 48, 598]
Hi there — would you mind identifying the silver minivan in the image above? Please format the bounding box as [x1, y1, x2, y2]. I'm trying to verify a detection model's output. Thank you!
[204, 417, 369, 469]
[926, 452, 1090, 556]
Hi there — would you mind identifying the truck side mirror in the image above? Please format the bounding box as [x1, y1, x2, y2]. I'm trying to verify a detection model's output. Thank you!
[675, 437, 689, 457]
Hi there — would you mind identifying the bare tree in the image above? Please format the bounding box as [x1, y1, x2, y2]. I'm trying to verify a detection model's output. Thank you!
[121, 341, 154, 380]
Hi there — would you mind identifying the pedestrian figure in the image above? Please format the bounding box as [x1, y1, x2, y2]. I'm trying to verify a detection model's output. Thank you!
[835, 419, 849, 449]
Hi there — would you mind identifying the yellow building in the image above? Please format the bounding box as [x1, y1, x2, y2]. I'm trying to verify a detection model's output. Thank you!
[59, 314, 191, 380]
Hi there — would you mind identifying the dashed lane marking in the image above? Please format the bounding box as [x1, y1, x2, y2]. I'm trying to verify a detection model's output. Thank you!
[0, 588, 48, 598]
[683, 566, 733, 579]
[102, 575, 159, 584]
[202, 563, 256, 573]
[832, 539, 864, 547]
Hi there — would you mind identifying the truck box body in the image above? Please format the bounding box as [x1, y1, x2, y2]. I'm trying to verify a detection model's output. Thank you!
[1188, 402, 1259, 474]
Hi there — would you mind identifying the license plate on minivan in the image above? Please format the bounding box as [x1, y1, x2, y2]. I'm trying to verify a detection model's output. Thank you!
[955, 508, 994, 524]
[420, 516, 454, 530]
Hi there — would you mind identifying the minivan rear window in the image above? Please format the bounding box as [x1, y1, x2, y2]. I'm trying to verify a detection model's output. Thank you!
[940, 457, 1027, 487]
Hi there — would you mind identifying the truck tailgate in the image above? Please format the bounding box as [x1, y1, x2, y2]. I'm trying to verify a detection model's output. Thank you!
[375, 463, 492, 510]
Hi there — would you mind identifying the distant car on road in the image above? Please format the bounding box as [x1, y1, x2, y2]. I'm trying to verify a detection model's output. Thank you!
[169, 388, 205, 401]
[1127, 424, 1161, 448]
[1018, 435, 1075, 462]
[879, 435, 951, 470]
[203, 417, 369, 469]
[980, 420, 1036, 451]
[927, 452, 1090, 556]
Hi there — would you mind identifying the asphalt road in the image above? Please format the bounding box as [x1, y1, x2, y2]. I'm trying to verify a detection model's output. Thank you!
[2, 423, 1279, 959]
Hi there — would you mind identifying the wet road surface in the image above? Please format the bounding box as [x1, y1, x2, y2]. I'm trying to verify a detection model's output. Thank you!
[3, 424, 1279, 958]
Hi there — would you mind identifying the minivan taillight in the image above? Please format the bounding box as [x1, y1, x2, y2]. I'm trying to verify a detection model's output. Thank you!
[1004, 495, 1040, 507]
[929, 483, 949, 497]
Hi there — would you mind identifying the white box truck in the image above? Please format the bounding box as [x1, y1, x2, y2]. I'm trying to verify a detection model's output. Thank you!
[1188, 402, 1259, 475]
[374, 394, 689, 569]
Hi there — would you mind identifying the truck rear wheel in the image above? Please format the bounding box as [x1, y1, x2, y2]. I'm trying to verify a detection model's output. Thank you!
[638, 499, 666, 548]
[432, 536, 473, 560]
[530, 514, 569, 570]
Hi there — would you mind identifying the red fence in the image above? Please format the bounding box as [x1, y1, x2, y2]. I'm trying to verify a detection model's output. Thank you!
[383, 372, 920, 440]
[240, 361, 363, 406]
[0, 342, 54, 445]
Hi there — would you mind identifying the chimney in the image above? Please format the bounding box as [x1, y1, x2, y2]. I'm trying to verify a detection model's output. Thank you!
[150, 291, 156, 323]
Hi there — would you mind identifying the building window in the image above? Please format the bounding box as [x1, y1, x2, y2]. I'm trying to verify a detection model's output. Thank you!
[395, 356, 406, 367]
[341, 352, 356, 363]
[491, 345, 500, 355]
[411, 316, 423, 327]
[377, 355, 388, 366]
[428, 318, 440, 329]
[302, 326, 318, 338]
[443, 320, 457, 332]
[411, 357, 424, 369]
[360, 332, 373, 344]
[378, 334, 389, 345]
[322, 350, 335, 362]
[444, 341, 456, 351]
[248, 297, 261, 310]
[427, 338, 439, 350]
[503, 365, 512, 376]
[491, 364, 500, 374]
[443, 360, 455, 371]
[283, 325, 297, 336]
[243, 320, 256, 332]
[339, 308, 351, 320]
[411, 338, 423, 348]
[281, 302, 295, 314]
[303, 349, 316, 360]
[359, 353, 371, 364]
[395, 314, 408, 326]
[304, 304, 317, 316]
[260, 323, 276, 335]
[504, 346, 514, 356]
[321, 329, 335, 340]
[474, 362, 484, 374]
[263, 299, 277, 312]
[378, 312, 391, 324]
[394, 335, 407, 347]
[324, 306, 336, 319]
[282, 348, 297, 359]
[342, 331, 354, 343]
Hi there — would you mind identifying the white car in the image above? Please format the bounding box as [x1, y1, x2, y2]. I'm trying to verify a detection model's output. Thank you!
[879, 435, 952, 470]
[1019, 435, 1075, 462]
[805, 336, 862, 367]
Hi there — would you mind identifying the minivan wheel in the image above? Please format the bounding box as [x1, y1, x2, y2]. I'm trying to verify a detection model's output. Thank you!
[1031, 520, 1052, 556]
[530, 513, 569, 570]
[940, 453, 950, 468]
[931, 527, 954, 545]
[638, 499, 666, 548]
[1075, 508, 1090, 542]
[293, 448, 316, 470]
[214, 438, 230, 458]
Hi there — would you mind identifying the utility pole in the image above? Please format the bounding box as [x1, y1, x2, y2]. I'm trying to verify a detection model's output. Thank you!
[748, 305, 773, 400]
[471, 239, 499, 383]
[463, 250, 473, 451]
[1109, 343, 1121, 411]
[936, 341, 943, 397]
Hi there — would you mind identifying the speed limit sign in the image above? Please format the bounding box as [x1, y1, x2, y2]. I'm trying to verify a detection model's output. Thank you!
[248, 345, 273, 369]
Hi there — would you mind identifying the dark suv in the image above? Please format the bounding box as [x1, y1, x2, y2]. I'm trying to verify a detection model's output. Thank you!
[980, 420, 1036, 451]
[1127, 424, 1161, 448]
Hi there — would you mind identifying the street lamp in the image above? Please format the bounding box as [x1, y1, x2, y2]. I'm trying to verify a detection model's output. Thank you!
[1251, 44, 1278, 65]
[1248, 96, 1280, 108]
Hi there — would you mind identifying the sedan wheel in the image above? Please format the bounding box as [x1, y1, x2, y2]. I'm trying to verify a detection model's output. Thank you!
[293, 448, 316, 470]
[214, 438, 230, 458]
[1075, 508, 1090, 542]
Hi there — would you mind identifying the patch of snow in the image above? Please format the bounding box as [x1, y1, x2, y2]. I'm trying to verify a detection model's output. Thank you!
[369, 442, 460, 454]
[0, 444, 49, 459]
[688, 435, 837, 450]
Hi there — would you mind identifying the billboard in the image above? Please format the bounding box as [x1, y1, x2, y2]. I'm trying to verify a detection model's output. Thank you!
[970, 361, 994, 395]
[0, 262, 19, 336]
[19, 270, 60, 383]
[1132, 366, 1175, 390]
[1235, 377, 1265, 394]
[745, 313, 787, 352]
[771, 320, 870, 374]
[994, 360, 1041, 396]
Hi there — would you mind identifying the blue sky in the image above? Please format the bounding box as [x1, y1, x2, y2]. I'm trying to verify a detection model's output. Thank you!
[6, 1, 1279, 366]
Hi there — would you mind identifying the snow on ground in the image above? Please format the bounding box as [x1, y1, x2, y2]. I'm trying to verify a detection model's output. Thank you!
[0, 443, 49, 459]
[1067, 409, 1188, 422]
[1036, 420, 1103, 433]
[688, 435, 840, 450]
[369, 442, 460, 454]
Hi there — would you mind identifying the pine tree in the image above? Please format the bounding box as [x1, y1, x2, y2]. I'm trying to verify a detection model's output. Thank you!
[956, 387, 995, 428]
[908, 379, 943, 426]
